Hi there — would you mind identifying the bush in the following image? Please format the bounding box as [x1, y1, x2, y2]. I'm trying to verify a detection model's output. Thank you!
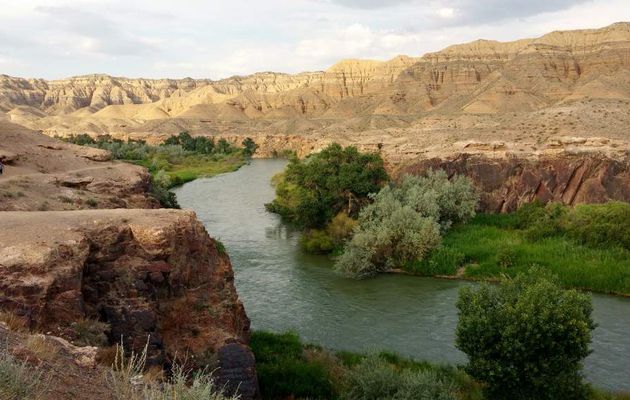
[109, 341, 238, 400]
[397, 171, 478, 231]
[251, 331, 335, 399]
[326, 212, 358, 244]
[336, 170, 477, 278]
[341, 355, 457, 400]
[0, 349, 48, 399]
[456, 268, 594, 400]
[300, 213, 357, 255]
[150, 170, 180, 209]
[335, 204, 441, 278]
[565, 202, 630, 250]
[70, 319, 110, 347]
[522, 202, 567, 241]
[300, 229, 335, 254]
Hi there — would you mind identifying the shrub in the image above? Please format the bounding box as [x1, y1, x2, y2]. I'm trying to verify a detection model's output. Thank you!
[150, 171, 180, 209]
[0, 349, 48, 399]
[242, 137, 258, 158]
[300, 213, 357, 255]
[326, 212, 357, 244]
[300, 229, 335, 254]
[522, 202, 567, 241]
[456, 268, 594, 400]
[336, 171, 476, 278]
[335, 204, 441, 278]
[341, 355, 457, 400]
[109, 341, 237, 400]
[70, 319, 110, 347]
[397, 171, 478, 231]
[565, 202, 630, 250]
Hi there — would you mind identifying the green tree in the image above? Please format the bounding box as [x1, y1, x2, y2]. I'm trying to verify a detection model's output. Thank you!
[216, 138, 233, 154]
[266, 143, 388, 228]
[242, 137, 259, 158]
[456, 268, 595, 400]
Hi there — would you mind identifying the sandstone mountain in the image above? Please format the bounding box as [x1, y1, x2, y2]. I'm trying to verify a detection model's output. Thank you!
[2, 22, 630, 167]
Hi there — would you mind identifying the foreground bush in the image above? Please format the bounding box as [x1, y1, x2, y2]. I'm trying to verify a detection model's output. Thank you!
[109, 342, 237, 400]
[0, 349, 47, 399]
[456, 268, 595, 400]
[336, 171, 477, 278]
[341, 355, 457, 400]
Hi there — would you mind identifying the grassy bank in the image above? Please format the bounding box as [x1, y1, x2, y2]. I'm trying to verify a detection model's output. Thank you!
[251, 331, 483, 400]
[250, 331, 629, 400]
[62, 133, 254, 207]
[406, 207, 630, 296]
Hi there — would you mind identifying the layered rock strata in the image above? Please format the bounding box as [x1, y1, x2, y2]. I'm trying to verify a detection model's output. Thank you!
[400, 153, 630, 212]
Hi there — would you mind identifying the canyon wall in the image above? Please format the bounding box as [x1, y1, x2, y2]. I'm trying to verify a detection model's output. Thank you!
[400, 153, 630, 212]
[0, 209, 259, 398]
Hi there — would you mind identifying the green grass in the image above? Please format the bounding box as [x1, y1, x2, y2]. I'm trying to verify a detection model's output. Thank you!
[132, 152, 245, 188]
[250, 331, 483, 400]
[413, 213, 630, 295]
[250, 331, 629, 400]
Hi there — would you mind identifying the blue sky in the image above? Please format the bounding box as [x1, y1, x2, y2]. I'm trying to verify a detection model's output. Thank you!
[1, 0, 629, 80]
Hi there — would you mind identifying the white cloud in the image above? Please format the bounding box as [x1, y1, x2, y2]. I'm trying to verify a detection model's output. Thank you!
[437, 7, 457, 19]
[0, 0, 628, 79]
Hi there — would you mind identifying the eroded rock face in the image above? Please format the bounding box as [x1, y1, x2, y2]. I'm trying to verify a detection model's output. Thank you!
[0, 209, 258, 399]
[400, 153, 630, 212]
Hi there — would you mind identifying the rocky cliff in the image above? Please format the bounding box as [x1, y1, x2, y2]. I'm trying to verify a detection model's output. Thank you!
[400, 153, 630, 212]
[0, 209, 259, 399]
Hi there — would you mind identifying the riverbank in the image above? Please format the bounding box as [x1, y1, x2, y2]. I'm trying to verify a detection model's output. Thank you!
[174, 159, 630, 392]
[405, 211, 630, 297]
[251, 330, 630, 400]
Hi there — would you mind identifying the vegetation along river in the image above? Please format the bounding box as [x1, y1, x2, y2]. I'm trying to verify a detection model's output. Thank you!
[174, 159, 630, 392]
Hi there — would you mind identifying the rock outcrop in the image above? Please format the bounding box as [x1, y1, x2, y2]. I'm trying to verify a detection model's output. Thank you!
[400, 153, 630, 212]
[0, 121, 158, 211]
[0, 209, 259, 399]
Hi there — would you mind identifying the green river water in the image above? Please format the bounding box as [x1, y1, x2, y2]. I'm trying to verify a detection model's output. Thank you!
[174, 159, 630, 392]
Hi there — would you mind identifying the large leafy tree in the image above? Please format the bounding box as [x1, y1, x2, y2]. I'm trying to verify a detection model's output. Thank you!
[266, 143, 388, 228]
[456, 269, 595, 400]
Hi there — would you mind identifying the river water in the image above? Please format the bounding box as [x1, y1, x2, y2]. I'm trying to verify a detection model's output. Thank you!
[174, 159, 630, 392]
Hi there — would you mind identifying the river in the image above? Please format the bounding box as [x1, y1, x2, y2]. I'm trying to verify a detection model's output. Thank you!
[173, 159, 630, 392]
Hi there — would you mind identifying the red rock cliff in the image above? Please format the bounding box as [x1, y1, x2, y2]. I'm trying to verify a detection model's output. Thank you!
[0, 209, 259, 399]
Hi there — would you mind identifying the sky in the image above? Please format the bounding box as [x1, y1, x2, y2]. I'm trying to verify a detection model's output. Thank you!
[1, 0, 629, 80]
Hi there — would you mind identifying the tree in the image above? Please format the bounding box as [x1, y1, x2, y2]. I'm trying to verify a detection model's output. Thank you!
[455, 268, 595, 400]
[242, 137, 258, 158]
[266, 143, 388, 228]
[216, 138, 233, 154]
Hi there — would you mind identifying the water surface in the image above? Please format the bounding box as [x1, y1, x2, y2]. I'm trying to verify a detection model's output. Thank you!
[174, 159, 630, 391]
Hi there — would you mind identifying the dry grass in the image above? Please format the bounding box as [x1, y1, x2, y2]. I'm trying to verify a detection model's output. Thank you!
[0, 312, 28, 332]
[24, 335, 58, 361]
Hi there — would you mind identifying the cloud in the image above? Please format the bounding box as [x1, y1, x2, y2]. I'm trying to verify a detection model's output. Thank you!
[444, 0, 592, 24]
[324, 0, 417, 9]
[34, 6, 159, 56]
[0, 0, 627, 79]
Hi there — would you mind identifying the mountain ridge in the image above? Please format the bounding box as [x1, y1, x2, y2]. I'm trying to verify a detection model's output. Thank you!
[2, 22, 630, 165]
